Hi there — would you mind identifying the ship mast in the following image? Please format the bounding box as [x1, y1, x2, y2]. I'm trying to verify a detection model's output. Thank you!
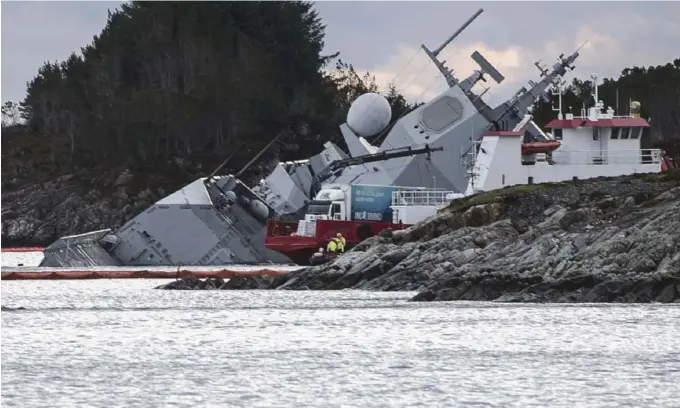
[421, 8, 484, 88]
[551, 79, 566, 120]
[421, 8, 505, 118]
[490, 42, 586, 127]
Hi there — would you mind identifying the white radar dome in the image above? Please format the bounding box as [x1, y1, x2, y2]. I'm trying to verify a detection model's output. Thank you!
[346, 92, 392, 138]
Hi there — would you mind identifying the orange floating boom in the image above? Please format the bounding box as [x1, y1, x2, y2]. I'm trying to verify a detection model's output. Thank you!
[0, 269, 294, 280]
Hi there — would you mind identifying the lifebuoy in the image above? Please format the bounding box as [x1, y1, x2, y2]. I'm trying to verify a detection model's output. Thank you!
[355, 224, 373, 242]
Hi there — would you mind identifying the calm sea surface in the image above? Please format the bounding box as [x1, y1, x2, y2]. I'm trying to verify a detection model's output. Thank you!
[2, 279, 679, 408]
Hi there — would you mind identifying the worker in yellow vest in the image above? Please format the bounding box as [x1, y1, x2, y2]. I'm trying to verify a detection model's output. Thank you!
[326, 238, 340, 254]
[336, 233, 346, 253]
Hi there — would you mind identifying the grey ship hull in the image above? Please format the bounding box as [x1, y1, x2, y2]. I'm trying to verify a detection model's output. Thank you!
[41, 176, 294, 267]
[40, 143, 348, 268]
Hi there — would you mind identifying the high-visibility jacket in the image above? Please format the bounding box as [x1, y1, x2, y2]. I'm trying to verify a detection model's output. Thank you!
[326, 239, 339, 253]
[338, 236, 346, 249]
[336, 237, 345, 253]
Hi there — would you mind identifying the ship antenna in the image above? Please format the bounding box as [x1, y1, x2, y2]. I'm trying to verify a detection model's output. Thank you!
[421, 8, 484, 87]
[551, 78, 566, 120]
[235, 126, 291, 178]
[575, 40, 589, 53]
[207, 142, 247, 182]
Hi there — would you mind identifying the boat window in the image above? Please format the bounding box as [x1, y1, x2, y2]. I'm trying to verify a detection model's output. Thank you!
[611, 128, 619, 139]
[620, 127, 630, 139]
[592, 128, 599, 141]
[630, 128, 641, 139]
[307, 200, 331, 215]
[553, 128, 563, 140]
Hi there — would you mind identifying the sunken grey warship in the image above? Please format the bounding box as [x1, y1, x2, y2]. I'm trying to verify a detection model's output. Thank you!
[41, 8, 582, 268]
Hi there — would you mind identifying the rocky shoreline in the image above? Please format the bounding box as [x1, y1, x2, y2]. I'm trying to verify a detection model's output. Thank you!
[157, 172, 680, 303]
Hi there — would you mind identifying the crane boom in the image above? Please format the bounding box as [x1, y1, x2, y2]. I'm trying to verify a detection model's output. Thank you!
[310, 144, 443, 198]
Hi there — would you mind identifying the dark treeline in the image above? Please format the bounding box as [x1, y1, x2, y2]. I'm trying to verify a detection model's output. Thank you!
[532, 60, 680, 153]
[1, 0, 678, 188]
[1, 1, 413, 186]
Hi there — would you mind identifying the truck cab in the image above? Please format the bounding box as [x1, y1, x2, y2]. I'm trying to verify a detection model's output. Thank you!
[304, 188, 349, 222]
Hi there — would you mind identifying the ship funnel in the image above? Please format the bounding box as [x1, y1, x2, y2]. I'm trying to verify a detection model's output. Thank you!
[470, 51, 505, 84]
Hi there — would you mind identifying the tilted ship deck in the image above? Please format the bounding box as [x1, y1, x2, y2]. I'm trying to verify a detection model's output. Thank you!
[41, 8, 586, 268]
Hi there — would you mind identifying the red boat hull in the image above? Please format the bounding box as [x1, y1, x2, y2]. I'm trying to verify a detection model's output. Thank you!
[265, 219, 407, 265]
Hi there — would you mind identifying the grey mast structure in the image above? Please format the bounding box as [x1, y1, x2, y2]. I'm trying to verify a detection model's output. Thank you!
[40, 8, 582, 268]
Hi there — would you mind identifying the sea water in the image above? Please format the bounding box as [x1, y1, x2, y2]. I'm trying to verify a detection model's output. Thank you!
[2, 279, 679, 408]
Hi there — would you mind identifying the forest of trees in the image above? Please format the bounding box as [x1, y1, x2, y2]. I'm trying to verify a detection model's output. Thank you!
[1, 1, 414, 186]
[2, 1, 678, 189]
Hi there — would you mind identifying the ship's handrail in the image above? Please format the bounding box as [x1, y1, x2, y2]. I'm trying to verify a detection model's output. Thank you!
[551, 148, 661, 166]
[561, 112, 643, 121]
[391, 189, 457, 206]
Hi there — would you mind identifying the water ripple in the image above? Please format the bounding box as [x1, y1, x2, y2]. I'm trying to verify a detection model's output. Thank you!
[2, 279, 679, 408]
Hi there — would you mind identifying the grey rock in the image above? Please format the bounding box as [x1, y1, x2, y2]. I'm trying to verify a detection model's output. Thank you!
[113, 169, 134, 187]
[228, 173, 680, 304]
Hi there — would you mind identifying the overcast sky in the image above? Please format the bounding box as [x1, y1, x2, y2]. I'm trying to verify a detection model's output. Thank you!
[2, 1, 679, 107]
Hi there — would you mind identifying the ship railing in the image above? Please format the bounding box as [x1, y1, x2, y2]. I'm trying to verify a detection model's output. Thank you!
[391, 189, 457, 207]
[563, 113, 639, 120]
[551, 149, 661, 166]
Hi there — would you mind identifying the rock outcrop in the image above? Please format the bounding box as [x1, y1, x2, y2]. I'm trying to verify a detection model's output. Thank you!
[188, 172, 680, 303]
[156, 275, 279, 290]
